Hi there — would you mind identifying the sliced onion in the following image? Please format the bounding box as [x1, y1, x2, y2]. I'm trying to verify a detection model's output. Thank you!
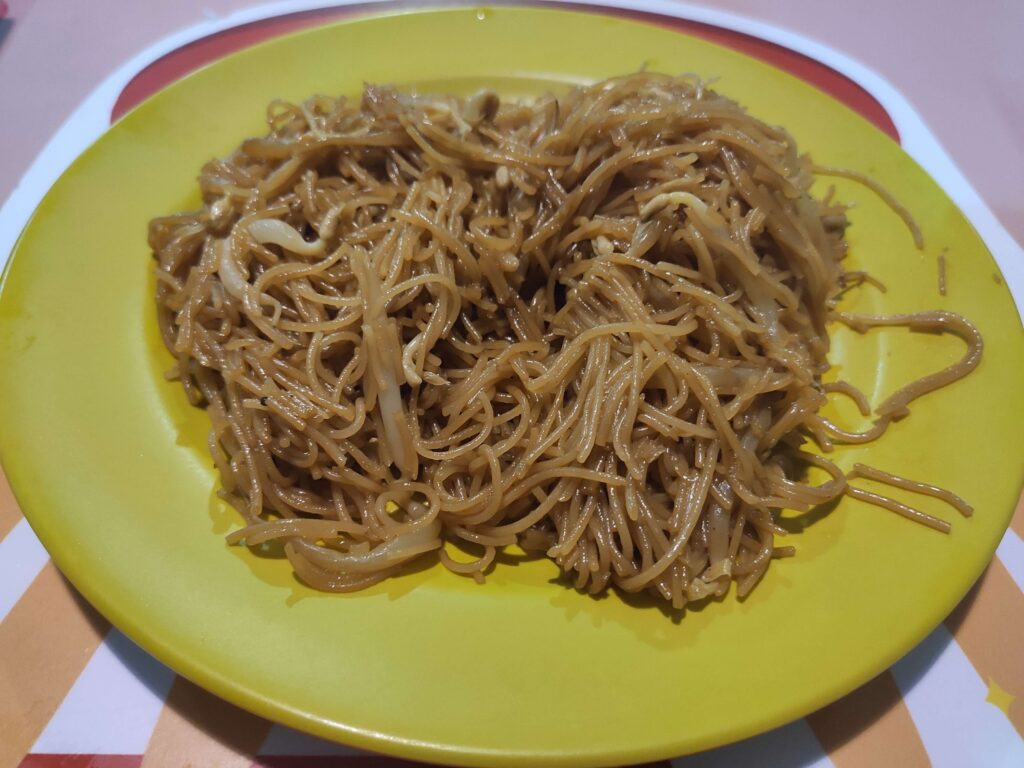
[247, 218, 324, 256]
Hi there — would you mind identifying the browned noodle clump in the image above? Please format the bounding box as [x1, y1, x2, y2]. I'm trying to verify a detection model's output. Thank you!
[149, 73, 981, 609]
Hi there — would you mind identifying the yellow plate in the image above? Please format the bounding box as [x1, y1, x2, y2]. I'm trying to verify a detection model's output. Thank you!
[1, 7, 1022, 766]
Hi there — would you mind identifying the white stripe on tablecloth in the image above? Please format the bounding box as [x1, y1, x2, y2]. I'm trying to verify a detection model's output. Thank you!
[31, 629, 176, 754]
[258, 724, 368, 756]
[891, 623, 1024, 768]
[996, 528, 1024, 595]
[0, 518, 50, 623]
[672, 718, 833, 768]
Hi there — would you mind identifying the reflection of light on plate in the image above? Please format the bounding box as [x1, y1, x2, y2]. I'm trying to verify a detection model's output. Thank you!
[1, 8, 1020, 766]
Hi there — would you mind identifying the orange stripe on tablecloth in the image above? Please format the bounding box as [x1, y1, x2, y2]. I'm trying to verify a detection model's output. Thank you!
[1009, 488, 1024, 541]
[0, 467, 23, 542]
[945, 557, 1024, 737]
[805, 670, 929, 768]
[0, 563, 109, 768]
[140, 677, 272, 768]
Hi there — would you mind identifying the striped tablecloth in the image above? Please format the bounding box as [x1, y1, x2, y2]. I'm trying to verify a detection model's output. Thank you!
[1, 2, 1022, 766]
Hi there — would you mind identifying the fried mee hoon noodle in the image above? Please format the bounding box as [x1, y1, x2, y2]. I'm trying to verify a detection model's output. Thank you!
[149, 73, 982, 608]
